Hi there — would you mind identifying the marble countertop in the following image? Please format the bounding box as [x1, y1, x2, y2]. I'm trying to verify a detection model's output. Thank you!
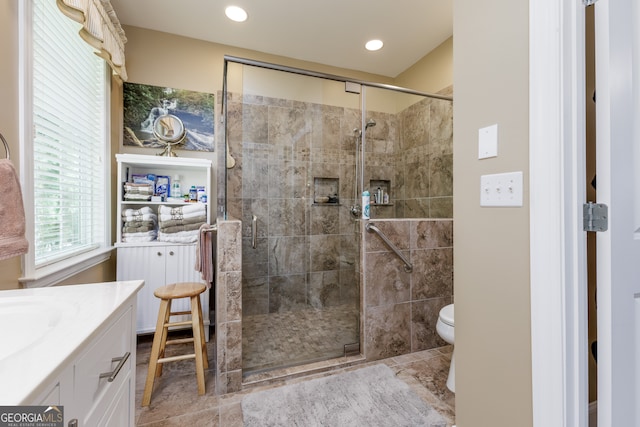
[0, 280, 144, 404]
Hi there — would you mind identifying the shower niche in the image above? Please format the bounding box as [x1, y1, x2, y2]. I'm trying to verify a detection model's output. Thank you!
[313, 177, 339, 205]
[369, 179, 392, 205]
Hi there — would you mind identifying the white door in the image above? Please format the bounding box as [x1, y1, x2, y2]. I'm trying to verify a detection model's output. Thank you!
[594, 0, 640, 425]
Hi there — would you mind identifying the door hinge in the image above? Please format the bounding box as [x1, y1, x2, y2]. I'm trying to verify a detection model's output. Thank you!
[583, 0, 598, 6]
[583, 202, 608, 232]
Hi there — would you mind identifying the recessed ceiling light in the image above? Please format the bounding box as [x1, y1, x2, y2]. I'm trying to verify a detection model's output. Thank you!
[365, 39, 384, 51]
[225, 6, 248, 22]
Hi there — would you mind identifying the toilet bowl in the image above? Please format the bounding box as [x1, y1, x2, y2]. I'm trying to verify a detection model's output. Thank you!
[436, 303, 455, 393]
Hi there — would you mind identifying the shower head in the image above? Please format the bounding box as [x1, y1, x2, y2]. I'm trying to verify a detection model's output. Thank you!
[365, 119, 376, 130]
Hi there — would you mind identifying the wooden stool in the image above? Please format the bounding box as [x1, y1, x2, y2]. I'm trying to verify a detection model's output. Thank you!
[142, 282, 208, 406]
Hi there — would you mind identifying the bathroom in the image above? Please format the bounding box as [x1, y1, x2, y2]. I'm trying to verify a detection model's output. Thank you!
[0, 1, 629, 426]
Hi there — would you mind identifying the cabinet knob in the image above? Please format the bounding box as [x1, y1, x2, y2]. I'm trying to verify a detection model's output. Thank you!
[169, 251, 174, 256]
[157, 252, 162, 257]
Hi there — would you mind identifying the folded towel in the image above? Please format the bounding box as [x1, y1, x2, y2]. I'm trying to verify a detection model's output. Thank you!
[0, 160, 28, 260]
[158, 222, 204, 234]
[158, 214, 206, 228]
[124, 193, 152, 201]
[122, 206, 153, 217]
[158, 210, 206, 222]
[157, 229, 200, 243]
[195, 223, 215, 286]
[122, 219, 157, 228]
[156, 215, 206, 228]
[122, 223, 157, 233]
[122, 230, 157, 243]
[158, 204, 206, 221]
[124, 183, 154, 194]
[121, 213, 157, 222]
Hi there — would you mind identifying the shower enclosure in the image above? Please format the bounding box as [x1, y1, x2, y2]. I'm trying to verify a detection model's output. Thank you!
[219, 56, 453, 377]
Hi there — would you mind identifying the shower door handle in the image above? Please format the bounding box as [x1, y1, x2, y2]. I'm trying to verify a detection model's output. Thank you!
[252, 215, 257, 249]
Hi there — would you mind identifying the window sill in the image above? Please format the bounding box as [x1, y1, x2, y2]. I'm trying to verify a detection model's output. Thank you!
[20, 247, 115, 288]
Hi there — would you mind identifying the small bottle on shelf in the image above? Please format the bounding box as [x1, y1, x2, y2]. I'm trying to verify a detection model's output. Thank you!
[171, 175, 182, 198]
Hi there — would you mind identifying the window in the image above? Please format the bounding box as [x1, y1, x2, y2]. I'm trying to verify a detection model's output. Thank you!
[20, 0, 111, 287]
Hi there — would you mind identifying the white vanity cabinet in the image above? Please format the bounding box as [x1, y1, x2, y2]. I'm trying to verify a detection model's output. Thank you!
[1, 281, 143, 427]
[115, 154, 213, 338]
[30, 301, 136, 426]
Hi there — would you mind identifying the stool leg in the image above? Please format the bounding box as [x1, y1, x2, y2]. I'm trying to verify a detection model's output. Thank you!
[142, 298, 170, 407]
[196, 295, 209, 369]
[155, 298, 172, 378]
[191, 295, 206, 395]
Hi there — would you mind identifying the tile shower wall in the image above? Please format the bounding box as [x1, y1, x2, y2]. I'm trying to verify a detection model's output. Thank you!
[367, 91, 453, 219]
[215, 218, 243, 394]
[361, 219, 453, 361]
[225, 93, 361, 320]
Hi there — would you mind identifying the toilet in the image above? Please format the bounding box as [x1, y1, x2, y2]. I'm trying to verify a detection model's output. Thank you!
[436, 303, 455, 393]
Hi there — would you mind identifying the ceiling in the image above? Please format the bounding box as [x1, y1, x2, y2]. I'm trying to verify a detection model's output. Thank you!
[108, 0, 453, 78]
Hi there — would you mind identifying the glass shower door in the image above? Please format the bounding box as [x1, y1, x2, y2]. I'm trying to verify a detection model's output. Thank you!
[224, 63, 361, 374]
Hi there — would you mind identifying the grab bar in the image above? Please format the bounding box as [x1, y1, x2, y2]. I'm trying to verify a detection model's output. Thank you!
[365, 222, 413, 273]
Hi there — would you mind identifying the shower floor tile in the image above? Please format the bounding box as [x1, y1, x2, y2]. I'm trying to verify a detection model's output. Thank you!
[242, 304, 359, 374]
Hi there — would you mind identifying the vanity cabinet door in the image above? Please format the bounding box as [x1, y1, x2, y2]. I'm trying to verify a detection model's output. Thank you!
[95, 372, 133, 427]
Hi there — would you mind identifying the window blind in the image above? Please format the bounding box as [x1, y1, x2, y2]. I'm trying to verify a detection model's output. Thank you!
[32, 0, 106, 267]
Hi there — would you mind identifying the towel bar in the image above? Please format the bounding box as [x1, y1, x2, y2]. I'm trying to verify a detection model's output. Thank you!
[200, 224, 217, 234]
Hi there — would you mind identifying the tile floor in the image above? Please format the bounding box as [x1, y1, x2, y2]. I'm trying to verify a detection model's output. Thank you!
[135, 331, 455, 426]
[242, 304, 359, 374]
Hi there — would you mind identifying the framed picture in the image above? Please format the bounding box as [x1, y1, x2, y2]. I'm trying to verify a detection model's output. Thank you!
[122, 83, 214, 152]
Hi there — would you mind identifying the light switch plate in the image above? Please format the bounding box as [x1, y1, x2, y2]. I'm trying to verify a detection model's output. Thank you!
[478, 124, 498, 159]
[480, 171, 523, 207]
